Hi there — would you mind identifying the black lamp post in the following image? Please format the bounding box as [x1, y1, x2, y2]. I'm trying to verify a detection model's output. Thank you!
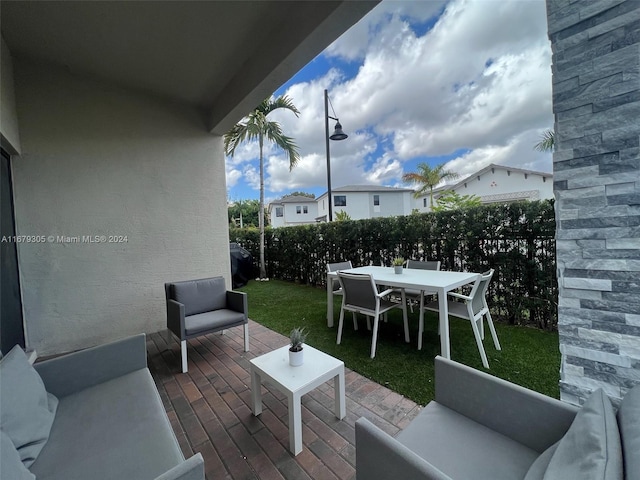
[324, 89, 348, 222]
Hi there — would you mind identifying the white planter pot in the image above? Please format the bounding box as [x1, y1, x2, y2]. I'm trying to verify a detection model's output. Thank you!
[394, 265, 403, 274]
[289, 347, 304, 367]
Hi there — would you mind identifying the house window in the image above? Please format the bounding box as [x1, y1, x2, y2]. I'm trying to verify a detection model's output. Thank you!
[275, 207, 283, 217]
[296, 206, 301, 214]
[524, 173, 528, 179]
[334, 195, 346, 206]
[423, 198, 427, 207]
[507, 171, 511, 176]
[543, 177, 547, 183]
[303, 206, 308, 214]
[373, 195, 380, 206]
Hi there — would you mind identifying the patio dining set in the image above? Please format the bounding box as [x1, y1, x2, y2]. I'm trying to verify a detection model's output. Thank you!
[326, 259, 502, 368]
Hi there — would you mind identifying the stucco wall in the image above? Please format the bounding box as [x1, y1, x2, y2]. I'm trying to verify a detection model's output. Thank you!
[1, 36, 21, 154]
[547, 0, 640, 406]
[12, 60, 229, 356]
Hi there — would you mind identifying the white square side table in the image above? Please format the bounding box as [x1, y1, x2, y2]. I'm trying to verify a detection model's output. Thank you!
[249, 344, 346, 455]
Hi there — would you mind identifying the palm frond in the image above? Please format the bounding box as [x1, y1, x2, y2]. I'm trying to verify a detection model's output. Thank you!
[264, 121, 301, 170]
[534, 130, 555, 152]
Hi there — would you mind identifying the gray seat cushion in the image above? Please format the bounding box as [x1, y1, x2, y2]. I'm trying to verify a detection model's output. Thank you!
[185, 309, 246, 336]
[396, 402, 538, 480]
[618, 385, 640, 480]
[171, 277, 227, 316]
[29, 368, 183, 480]
[544, 388, 622, 480]
[0, 345, 58, 467]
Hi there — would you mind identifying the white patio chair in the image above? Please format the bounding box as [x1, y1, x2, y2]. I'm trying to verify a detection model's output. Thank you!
[326, 260, 353, 297]
[336, 272, 409, 359]
[403, 259, 441, 312]
[422, 269, 500, 368]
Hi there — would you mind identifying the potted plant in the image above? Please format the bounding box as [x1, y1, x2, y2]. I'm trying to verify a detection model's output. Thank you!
[392, 257, 405, 274]
[289, 327, 307, 367]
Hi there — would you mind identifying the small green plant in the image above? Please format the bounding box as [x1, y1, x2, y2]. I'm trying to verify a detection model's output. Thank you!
[289, 326, 307, 352]
[392, 257, 405, 267]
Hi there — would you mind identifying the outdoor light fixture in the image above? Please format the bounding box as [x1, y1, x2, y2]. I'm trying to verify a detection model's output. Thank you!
[324, 89, 348, 222]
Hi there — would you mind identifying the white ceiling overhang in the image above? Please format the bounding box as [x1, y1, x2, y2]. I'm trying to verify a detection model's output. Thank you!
[1, 1, 378, 135]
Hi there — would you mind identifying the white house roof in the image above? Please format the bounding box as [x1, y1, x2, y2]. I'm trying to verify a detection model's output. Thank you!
[429, 163, 553, 195]
[275, 195, 317, 204]
[316, 184, 414, 200]
[1, 1, 378, 136]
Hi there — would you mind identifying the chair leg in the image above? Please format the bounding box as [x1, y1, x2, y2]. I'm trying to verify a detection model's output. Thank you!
[470, 316, 490, 369]
[485, 310, 501, 350]
[352, 312, 358, 331]
[243, 323, 250, 352]
[181, 340, 188, 373]
[370, 314, 380, 359]
[337, 308, 346, 345]
[366, 316, 371, 331]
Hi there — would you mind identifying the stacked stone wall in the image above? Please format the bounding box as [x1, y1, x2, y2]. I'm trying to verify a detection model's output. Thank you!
[547, 0, 640, 406]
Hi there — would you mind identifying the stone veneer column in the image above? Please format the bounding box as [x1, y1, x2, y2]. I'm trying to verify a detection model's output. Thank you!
[546, 0, 640, 406]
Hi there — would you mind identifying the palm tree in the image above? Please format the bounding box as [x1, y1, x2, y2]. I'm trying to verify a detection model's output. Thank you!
[402, 162, 459, 209]
[534, 129, 555, 152]
[224, 95, 300, 278]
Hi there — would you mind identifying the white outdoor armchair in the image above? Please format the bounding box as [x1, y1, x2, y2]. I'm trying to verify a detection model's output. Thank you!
[423, 269, 500, 368]
[336, 272, 409, 359]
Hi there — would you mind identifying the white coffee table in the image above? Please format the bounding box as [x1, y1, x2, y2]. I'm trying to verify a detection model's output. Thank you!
[249, 344, 346, 455]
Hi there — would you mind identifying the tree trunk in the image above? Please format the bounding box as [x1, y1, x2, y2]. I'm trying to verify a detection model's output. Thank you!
[258, 135, 266, 278]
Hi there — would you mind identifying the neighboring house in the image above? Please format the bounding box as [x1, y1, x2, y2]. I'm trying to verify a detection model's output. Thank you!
[413, 164, 553, 212]
[316, 185, 414, 221]
[268, 195, 318, 228]
[0, 1, 378, 356]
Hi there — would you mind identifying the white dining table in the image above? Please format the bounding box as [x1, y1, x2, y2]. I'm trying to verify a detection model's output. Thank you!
[327, 265, 480, 360]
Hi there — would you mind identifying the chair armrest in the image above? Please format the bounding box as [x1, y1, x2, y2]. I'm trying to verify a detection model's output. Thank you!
[227, 290, 248, 318]
[355, 418, 452, 480]
[377, 288, 396, 298]
[34, 334, 147, 398]
[155, 454, 204, 480]
[167, 299, 186, 339]
[434, 356, 578, 452]
[447, 291, 471, 301]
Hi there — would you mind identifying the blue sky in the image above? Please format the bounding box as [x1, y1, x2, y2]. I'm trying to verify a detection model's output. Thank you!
[225, 0, 553, 203]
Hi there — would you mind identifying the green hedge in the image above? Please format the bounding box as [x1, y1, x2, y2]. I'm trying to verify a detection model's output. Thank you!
[230, 200, 557, 330]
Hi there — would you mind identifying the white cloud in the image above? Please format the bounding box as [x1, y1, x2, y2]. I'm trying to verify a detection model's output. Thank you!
[227, 0, 554, 199]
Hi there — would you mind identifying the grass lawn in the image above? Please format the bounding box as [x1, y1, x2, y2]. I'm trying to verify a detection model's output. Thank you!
[239, 279, 561, 406]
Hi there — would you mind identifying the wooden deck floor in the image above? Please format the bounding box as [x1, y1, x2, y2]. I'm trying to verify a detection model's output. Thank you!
[147, 321, 421, 480]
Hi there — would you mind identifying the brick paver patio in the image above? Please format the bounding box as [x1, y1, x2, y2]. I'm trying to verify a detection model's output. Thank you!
[147, 320, 421, 480]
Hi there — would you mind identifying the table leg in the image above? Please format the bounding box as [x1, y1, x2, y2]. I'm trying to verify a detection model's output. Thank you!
[288, 392, 303, 455]
[251, 368, 262, 416]
[438, 287, 450, 360]
[327, 274, 334, 328]
[418, 291, 424, 350]
[334, 369, 346, 419]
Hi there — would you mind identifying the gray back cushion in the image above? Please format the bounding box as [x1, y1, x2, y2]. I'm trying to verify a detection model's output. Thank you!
[0, 345, 58, 467]
[618, 385, 640, 480]
[170, 277, 227, 316]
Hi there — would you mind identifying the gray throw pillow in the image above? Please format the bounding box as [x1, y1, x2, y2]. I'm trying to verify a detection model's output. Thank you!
[544, 388, 622, 480]
[618, 385, 640, 480]
[0, 430, 36, 479]
[524, 442, 559, 480]
[0, 345, 58, 467]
